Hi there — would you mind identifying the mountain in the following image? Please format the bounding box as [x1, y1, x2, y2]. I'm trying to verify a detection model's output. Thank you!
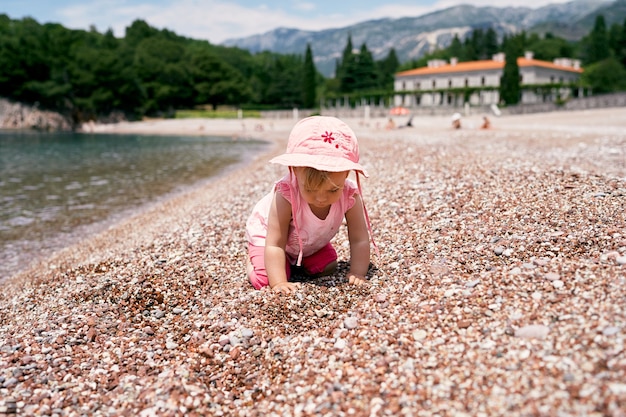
[221, 0, 620, 77]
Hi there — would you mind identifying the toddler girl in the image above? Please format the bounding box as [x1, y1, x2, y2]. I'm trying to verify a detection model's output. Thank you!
[245, 116, 374, 293]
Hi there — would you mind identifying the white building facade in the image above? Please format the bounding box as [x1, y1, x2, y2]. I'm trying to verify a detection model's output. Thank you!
[394, 52, 583, 108]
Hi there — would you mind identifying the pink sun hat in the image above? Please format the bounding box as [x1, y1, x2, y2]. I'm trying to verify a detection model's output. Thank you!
[270, 116, 368, 177]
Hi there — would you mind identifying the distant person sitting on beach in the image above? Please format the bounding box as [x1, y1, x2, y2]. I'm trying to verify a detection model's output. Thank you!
[451, 113, 462, 129]
[481, 116, 491, 129]
[385, 118, 396, 130]
[245, 116, 375, 294]
[398, 115, 413, 129]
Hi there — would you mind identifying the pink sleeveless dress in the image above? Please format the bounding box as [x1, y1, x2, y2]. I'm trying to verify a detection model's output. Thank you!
[246, 173, 357, 265]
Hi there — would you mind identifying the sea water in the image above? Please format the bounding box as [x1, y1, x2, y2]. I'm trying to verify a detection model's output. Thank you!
[0, 130, 269, 281]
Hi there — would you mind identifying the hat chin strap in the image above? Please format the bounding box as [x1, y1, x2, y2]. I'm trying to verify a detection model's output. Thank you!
[356, 173, 379, 258]
[289, 167, 304, 266]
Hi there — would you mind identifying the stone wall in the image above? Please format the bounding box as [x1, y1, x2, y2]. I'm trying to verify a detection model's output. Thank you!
[504, 92, 626, 115]
[0, 99, 72, 131]
[262, 92, 626, 120]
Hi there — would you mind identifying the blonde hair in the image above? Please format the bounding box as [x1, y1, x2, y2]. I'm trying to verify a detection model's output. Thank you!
[296, 167, 346, 190]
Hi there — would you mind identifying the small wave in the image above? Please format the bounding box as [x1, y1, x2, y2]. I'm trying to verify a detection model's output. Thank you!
[65, 182, 82, 190]
[7, 216, 34, 226]
[69, 204, 96, 210]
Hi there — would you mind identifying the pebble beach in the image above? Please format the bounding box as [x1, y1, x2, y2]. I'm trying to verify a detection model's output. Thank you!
[1, 108, 625, 416]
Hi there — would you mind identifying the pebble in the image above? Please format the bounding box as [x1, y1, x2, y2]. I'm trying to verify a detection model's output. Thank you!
[616, 256, 626, 265]
[515, 324, 550, 339]
[412, 330, 427, 341]
[544, 272, 560, 281]
[552, 280, 564, 289]
[344, 317, 358, 329]
[602, 326, 620, 336]
[334, 338, 347, 349]
[374, 293, 387, 303]
[465, 279, 480, 288]
[218, 335, 230, 346]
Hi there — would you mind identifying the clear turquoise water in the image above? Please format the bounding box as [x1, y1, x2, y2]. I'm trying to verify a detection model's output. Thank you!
[0, 130, 269, 280]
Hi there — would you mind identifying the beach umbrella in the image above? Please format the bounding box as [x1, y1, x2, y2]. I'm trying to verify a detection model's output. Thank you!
[389, 106, 410, 116]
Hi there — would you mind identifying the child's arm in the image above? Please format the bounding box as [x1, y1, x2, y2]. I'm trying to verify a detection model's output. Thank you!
[265, 192, 300, 293]
[344, 194, 371, 285]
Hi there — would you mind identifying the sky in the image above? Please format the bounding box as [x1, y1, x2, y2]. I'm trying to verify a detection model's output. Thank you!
[2, 0, 573, 44]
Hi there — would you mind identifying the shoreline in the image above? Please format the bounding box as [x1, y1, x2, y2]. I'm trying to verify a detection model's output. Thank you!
[1, 108, 625, 415]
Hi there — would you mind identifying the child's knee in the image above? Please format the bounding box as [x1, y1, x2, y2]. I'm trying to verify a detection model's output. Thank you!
[321, 260, 337, 275]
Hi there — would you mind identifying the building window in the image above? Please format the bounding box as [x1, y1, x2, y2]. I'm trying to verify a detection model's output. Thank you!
[432, 80, 436, 88]
[550, 76, 555, 83]
[519, 75, 523, 83]
[481, 77, 485, 86]
[416, 82, 420, 90]
[402, 82, 406, 90]
[465, 78, 468, 87]
[448, 79, 452, 88]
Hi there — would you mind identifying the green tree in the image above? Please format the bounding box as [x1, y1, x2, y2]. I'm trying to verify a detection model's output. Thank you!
[581, 57, 626, 93]
[354, 43, 377, 91]
[615, 18, 626, 67]
[189, 48, 251, 109]
[448, 34, 464, 59]
[585, 15, 610, 64]
[337, 34, 358, 93]
[377, 48, 399, 90]
[484, 28, 499, 59]
[302, 43, 317, 108]
[500, 36, 522, 105]
[527, 33, 574, 61]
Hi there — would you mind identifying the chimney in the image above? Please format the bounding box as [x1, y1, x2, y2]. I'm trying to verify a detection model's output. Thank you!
[427, 59, 447, 68]
[450, 57, 458, 66]
[492, 53, 505, 62]
[524, 51, 534, 60]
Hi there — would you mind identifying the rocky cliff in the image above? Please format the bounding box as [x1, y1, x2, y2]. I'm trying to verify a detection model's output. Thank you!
[0, 99, 72, 131]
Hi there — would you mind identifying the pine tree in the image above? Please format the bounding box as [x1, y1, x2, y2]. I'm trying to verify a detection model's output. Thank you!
[354, 43, 377, 91]
[484, 28, 499, 59]
[302, 43, 316, 108]
[377, 48, 399, 89]
[338, 34, 358, 93]
[586, 15, 610, 64]
[618, 17, 626, 67]
[500, 36, 522, 105]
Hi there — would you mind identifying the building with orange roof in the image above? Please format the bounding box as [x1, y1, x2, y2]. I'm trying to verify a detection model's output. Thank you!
[394, 52, 583, 108]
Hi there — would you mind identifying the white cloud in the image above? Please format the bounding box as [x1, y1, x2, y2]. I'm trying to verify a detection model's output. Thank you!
[48, 0, 580, 44]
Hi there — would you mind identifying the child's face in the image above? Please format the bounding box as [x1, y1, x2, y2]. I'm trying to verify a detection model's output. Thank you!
[294, 169, 349, 209]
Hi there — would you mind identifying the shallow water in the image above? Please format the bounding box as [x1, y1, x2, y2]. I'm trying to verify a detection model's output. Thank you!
[0, 130, 269, 280]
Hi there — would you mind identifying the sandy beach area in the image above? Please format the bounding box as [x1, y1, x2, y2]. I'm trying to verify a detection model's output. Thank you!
[1, 108, 625, 415]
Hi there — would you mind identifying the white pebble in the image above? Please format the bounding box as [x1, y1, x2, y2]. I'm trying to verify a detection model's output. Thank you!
[344, 317, 358, 329]
[552, 280, 564, 289]
[334, 338, 347, 349]
[515, 324, 550, 339]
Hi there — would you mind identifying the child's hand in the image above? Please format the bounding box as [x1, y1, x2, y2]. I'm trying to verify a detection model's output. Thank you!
[271, 281, 301, 294]
[347, 273, 367, 286]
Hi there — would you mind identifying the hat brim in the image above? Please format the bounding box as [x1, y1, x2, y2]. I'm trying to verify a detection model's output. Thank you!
[270, 153, 368, 177]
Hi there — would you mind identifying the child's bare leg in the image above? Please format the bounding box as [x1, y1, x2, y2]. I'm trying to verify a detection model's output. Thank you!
[308, 260, 337, 278]
[246, 257, 254, 280]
